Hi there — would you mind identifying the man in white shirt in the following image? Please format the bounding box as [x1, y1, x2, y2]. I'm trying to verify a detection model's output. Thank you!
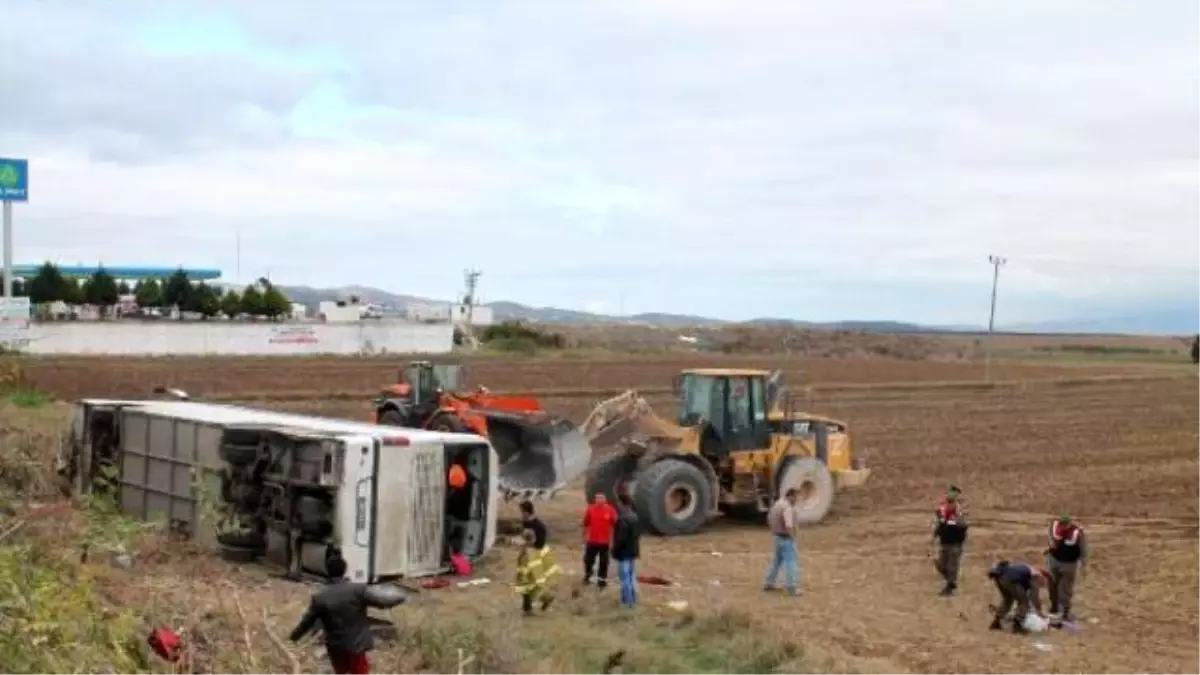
[762, 488, 801, 596]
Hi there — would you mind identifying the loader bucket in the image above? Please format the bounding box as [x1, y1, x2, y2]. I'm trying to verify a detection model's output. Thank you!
[484, 414, 593, 500]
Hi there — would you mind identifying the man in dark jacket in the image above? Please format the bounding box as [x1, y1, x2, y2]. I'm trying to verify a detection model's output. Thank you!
[987, 560, 1049, 634]
[289, 554, 406, 674]
[520, 500, 548, 549]
[610, 494, 642, 608]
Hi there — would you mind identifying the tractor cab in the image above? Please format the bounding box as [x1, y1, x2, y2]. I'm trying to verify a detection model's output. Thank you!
[400, 361, 463, 407]
[375, 361, 463, 427]
[675, 368, 774, 453]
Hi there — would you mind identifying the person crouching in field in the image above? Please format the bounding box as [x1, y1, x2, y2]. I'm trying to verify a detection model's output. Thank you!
[930, 485, 968, 596]
[987, 560, 1049, 634]
[515, 528, 561, 616]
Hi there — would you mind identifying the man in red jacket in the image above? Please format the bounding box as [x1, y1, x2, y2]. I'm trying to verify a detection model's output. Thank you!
[581, 493, 619, 588]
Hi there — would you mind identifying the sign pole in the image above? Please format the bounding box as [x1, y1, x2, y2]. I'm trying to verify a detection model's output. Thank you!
[2, 200, 12, 299]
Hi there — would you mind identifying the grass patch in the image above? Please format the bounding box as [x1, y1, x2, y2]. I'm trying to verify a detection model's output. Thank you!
[6, 388, 55, 407]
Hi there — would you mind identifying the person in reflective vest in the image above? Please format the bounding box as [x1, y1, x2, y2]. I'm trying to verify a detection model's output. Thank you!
[930, 485, 968, 596]
[514, 528, 561, 615]
[1044, 514, 1088, 622]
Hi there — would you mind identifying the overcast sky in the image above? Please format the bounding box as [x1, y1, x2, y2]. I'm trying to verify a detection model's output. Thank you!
[1, 0, 1196, 323]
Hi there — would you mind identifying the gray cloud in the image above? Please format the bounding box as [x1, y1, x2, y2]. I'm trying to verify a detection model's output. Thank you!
[1, 0, 1195, 322]
[0, 2, 322, 162]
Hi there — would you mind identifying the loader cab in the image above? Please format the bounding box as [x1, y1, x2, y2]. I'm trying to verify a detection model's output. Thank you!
[401, 362, 463, 407]
[676, 369, 772, 453]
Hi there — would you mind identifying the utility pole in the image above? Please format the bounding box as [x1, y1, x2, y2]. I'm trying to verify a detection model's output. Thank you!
[459, 269, 482, 350]
[984, 255, 1007, 381]
[463, 269, 481, 327]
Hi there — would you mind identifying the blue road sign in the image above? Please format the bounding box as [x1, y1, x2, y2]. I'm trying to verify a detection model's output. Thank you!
[0, 158, 29, 202]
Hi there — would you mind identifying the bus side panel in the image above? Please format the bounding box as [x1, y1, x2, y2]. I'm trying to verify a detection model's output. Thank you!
[336, 436, 375, 583]
[485, 442, 499, 554]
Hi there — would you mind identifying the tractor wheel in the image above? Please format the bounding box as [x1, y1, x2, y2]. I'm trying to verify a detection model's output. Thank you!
[776, 457, 834, 525]
[584, 453, 639, 505]
[378, 408, 406, 426]
[633, 459, 712, 537]
[429, 414, 468, 434]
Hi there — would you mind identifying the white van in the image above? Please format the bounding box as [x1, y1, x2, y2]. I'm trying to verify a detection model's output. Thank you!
[61, 399, 498, 582]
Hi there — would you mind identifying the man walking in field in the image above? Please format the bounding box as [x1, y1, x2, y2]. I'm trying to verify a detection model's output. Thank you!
[987, 560, 1049, 634]
[1045, 514, 1088, 623]
[289, 553, 407, 674]
[931, 485, 968, 596]
[763, 487, 801, 596]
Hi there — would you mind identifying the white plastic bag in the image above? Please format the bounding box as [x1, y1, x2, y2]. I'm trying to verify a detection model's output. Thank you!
[1022, 612, 1050, 633]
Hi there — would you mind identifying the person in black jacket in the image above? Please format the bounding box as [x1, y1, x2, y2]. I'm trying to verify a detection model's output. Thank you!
[520, 500, 548, 549]
[289, 554, 406, 674]
[987, 560, 1049, 634]
[610, 494, 642, 609]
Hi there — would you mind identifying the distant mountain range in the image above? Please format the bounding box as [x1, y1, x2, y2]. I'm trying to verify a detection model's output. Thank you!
[276, 284, 1198, 336]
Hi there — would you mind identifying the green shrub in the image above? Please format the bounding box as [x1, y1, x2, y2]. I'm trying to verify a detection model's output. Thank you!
[480, 321, 565, 352]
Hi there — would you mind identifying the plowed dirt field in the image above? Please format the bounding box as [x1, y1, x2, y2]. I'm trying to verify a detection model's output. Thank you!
[14, 354, 1199, 672]
[21, 353, 1162, 401]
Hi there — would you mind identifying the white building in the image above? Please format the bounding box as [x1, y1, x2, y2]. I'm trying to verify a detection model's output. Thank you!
[405, 302, 494, 326]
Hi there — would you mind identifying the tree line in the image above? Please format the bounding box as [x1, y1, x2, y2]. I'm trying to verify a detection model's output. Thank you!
[8, 263, 293, 319]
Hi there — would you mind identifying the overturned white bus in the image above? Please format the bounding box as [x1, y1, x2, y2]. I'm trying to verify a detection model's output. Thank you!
[60, 398, 499, 582]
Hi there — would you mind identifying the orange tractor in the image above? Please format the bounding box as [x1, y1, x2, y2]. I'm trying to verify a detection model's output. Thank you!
[372, 361, 591, 499]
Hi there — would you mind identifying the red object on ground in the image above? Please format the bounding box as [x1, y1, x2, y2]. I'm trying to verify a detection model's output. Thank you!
[420, 578, 452, 589]
[329, 649, 371, 674]
[637, 575, 672, 586]
[450, 552, 472, 576]
[583, 502, 618, 545]
[147, 626, 182, 662]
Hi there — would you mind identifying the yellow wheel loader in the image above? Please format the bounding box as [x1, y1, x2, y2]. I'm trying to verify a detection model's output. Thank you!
[579, 368, 871, 536]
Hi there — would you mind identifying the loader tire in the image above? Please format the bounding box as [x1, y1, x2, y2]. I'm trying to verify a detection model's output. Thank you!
[378, 408, 406, 426]
[776, 457, 834, 525]
[634, 459, 711, 537]
[584, 453, 639, 505]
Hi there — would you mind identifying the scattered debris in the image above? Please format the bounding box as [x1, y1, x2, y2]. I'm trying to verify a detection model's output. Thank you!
[420, 578, 452, 590]
[1032, 642, 1054, 653]
[637, 574, 672, 586]
[665, 600, 690, 613]
[147, 626, 182, 663]
[602, 649, 627, 674]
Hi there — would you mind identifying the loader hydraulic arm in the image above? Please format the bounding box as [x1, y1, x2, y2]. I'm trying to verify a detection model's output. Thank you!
[578, 389, 685, 455]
